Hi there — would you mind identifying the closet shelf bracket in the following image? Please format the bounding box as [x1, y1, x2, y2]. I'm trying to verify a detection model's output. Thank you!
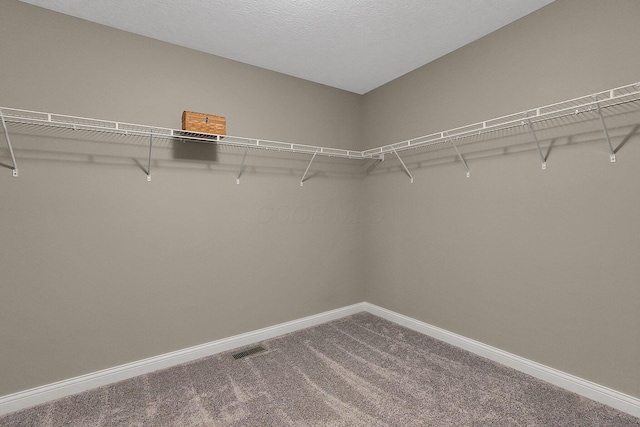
[0, 110, 18, 177]
[391, 147, 413, 183]
[236, 147, 249, 184]
[594, 96, 616, 163]
[300, 148, 320, 186]
[446, 135, 470, 177]
[524, 114, 547, 169]
[146, 132, 153, 181]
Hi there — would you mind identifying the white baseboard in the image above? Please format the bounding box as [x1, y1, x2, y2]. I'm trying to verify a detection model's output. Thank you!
[362, 302, 640, 419]
[2, 301, 639, 420]
[0, 302, 366, 416]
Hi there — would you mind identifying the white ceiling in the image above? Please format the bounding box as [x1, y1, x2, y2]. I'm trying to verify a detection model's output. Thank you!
[19, 0, 555, 94]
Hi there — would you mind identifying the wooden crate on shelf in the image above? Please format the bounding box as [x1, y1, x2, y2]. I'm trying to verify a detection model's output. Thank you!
[181, 111, 226, 136]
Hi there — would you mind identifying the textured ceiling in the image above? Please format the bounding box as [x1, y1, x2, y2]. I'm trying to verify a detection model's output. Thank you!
[18, 0, 555, 94]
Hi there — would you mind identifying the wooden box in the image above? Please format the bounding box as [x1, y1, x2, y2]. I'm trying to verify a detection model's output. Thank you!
[181, 111, 226, 136]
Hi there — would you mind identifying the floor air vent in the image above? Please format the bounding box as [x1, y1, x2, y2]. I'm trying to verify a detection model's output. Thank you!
[232, 345, 266, 360]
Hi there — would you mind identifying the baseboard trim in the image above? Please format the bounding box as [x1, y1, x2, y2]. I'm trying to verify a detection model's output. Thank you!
[362, 302, 640, 418]
[0, 302, 366, 416]
[2, 302, 638, 419]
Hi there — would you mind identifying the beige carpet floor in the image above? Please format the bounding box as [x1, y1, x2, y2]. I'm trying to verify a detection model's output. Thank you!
[1, 312, 639, 426]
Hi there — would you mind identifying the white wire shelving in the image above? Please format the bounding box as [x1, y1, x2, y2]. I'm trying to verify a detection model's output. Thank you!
[1, 81, 639, 184]
[363, 81, 640, 180]
[0, 106, 374, 184]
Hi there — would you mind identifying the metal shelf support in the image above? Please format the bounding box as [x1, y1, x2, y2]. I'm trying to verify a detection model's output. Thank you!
[525, 115, 547, 169]
[236, 147, 249, 184]
[146, 132, 153, 181]
[391, 147, 413, 183]
[0, 111, 18, 177]
[447, 137, 470, 177]
[300, 148, 320, 186]
[594, 97, 616, 162]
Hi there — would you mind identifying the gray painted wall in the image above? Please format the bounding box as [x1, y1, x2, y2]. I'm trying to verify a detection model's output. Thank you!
[1, 0, 638, 402]
[0, 0, 366, 396]
[361, 0, 640, 398]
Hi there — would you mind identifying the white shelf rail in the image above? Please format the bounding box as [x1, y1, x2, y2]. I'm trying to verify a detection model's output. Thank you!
[1, 81, 639, 181]
[362, 82, 640, 160]
[0, 107, 375, 161]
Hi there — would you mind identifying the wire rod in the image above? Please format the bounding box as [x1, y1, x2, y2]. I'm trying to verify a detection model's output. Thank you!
[147, 132, 153, 181]
[300, 148, 320, 186]
[391, 146, 414, 183]
[447, 137, 470, 177]
[236, 147, 249, 184]
[594, 98, 616, 162]
[525, 115, 547, 169]
[0, 110, 19, 177]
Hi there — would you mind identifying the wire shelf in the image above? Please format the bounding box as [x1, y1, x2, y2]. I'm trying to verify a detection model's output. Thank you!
[0, 107, 372, 161]
[1, 81, 639, 181]
[361, 82, 640, 158]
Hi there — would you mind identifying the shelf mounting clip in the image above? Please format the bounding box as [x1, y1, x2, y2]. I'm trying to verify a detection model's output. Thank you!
[446, 135, 470, 177]
[300, 148, 320, 186]
[0, 110, 18, 177]
[524, 113, 547, 169]
[236, 147, 249, 184]
[390, 146, 413, 183]
[594, 96, 616, 162]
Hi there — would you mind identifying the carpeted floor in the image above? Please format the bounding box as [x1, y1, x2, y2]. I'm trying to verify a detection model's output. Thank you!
[1, 312, 639, 426]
